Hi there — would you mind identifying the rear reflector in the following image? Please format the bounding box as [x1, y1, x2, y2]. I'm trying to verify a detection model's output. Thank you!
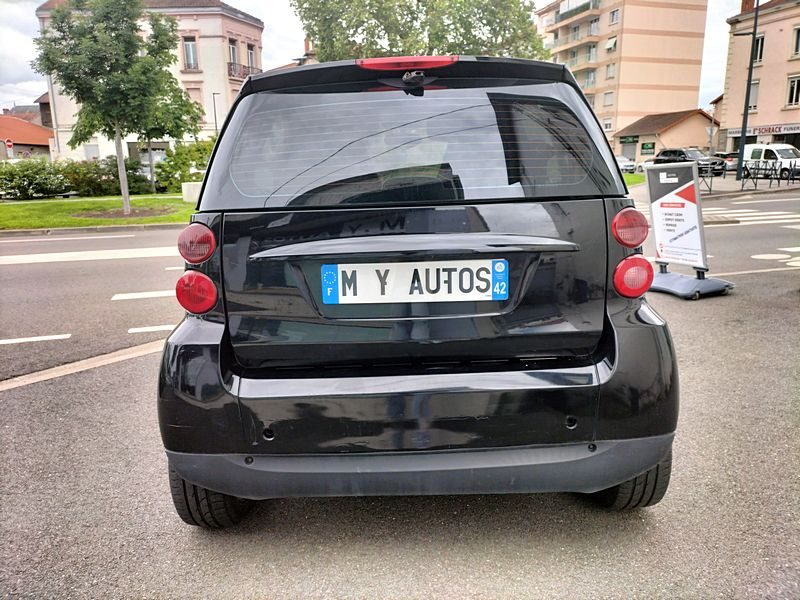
[611, 208, 649, 248]
[178, 223, 216, 264]
[613, 256, 654, 298]
[176, 270, 218, 314]
[356, 56, 458, 71]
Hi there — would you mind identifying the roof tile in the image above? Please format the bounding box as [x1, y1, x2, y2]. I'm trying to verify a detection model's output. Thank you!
[0, 116, 53, 147]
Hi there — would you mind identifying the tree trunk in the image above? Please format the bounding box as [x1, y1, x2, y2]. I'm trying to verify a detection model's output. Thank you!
[147, 138, 156, 194]
[114, 125, 131, 215]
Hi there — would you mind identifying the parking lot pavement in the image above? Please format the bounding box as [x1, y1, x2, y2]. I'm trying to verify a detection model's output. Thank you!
[2, 268, 798, 598]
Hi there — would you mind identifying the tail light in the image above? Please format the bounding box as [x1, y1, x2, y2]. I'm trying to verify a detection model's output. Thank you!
[613, 256, 654, 298]
[611, 208, 649, 248]
[178, 223, 216, 264]
[176, 270, 218, 314]
[356, 56, 458, 71]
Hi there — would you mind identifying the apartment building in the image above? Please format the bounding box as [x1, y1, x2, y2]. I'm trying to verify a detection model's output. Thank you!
[35, 0, 264, 162]
[720, 0, 800, 151]
[535, 0, 707, 149]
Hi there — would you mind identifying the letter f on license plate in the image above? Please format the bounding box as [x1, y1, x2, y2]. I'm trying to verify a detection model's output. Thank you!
[321, 259, 509, 305]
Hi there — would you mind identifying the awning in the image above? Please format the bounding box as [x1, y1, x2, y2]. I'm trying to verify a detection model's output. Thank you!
[605, 37, 617, 50]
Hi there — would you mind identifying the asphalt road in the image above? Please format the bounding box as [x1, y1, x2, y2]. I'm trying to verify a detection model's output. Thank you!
[1, 191, 799, 598]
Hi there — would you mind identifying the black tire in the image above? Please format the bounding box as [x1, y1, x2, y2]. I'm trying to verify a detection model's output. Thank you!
[590, 450, 672, 510]
[780, 168, 790, 180]
[168, 466, 254, 528]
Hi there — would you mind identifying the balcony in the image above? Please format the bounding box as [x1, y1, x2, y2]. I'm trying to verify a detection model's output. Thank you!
[228, 62, 262, 79]
[557, 0, 601, 23]
[545, 0, 601, 32]
[553, 33, 601, 52]
[563, 52, 599, 72]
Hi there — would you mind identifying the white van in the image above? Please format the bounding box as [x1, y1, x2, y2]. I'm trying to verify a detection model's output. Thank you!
[742, 143, 800, 179]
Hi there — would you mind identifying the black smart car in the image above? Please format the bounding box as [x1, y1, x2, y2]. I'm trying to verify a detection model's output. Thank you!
[159, 56, 678, 528]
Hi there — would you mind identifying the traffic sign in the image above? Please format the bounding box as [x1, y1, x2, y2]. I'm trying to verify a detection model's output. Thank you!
[4, 138, 12, 149]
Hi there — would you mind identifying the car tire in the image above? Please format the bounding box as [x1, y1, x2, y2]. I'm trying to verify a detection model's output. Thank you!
[780, 168, 790, 180]
[168, 465, 254, 528]
[590, 449, 672, 510]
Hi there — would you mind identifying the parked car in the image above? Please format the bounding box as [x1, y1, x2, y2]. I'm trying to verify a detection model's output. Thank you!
[160, 55, 678, 528]
[653, 148, 725, 176]
[713, 151, 739, 172]
[637, 157, 655, 173]
[742, 143, 800, 179]
[615, 155, 636, 173]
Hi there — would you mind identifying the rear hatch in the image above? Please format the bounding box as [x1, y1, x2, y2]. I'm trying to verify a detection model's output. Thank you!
[203, 58, 624, 371]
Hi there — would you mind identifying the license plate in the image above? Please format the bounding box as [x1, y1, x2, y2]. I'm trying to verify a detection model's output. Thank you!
[321, 259, 509, 305]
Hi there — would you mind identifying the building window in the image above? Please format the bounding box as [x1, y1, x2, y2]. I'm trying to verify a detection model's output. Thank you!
[585, 70, 596, 88]
[787, 75, 800, 106]
[586, 43, 597, 62]
[606, 36, 617, 52]
[247, 44, 256, 68]
[753, 34, 764, 64]
[586, 94, 595, 109]
[606, 63, 616, 79]
[609, 9, 620, 25]
[603, 118, 613, 131]
[794, 28, 800, 56]
[748, 80, 759, 111]
[570, 25, 580, 41]
[589, 18, 599, 35]
[228, 39, 238, 64]
[183, 36, 198, 70]
[603, 91, 614, 106]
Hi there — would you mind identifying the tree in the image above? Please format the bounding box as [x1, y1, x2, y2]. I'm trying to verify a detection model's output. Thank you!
[289, 0, 547, 62]
[33, 0, 196, 214]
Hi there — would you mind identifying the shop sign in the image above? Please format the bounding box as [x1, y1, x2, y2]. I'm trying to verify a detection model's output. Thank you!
[619, 136, 639, 144]
[728, 123, 800, 137]
[641, 142, 655, 155]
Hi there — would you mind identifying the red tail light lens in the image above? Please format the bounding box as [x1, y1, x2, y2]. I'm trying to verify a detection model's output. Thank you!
[176, 270, 218, 314]
[611, 208, 649, 248]
[356, 56, 458, 71]
[613, 256, 654, 298]
[178, 223, 216, 264]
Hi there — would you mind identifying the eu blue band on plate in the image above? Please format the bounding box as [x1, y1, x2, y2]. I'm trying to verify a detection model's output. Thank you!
[321, 264, 339, 304]
[491, 259, 509, 301]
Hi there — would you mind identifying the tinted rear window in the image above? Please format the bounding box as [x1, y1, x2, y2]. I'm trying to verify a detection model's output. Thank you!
[202, 82, 618, 209]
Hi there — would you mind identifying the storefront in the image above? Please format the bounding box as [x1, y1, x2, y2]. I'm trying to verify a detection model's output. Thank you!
[727, 123, 800, 151]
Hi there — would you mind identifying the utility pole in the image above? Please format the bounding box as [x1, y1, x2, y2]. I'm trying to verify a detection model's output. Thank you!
[735, 0, 760, 180]
[212, 92, 221, 135]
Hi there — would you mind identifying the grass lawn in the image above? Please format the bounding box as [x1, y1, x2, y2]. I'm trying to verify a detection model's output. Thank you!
[623, 173, 645, 187]
[0, 195, 195, 230]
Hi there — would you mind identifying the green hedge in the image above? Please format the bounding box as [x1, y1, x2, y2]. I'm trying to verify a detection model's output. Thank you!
[0, 156, 152, 200]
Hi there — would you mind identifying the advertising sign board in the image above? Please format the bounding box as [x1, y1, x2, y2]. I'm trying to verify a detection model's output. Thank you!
[645, 162, 708, 270]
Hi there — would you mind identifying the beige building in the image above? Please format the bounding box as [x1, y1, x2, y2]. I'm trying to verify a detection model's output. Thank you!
[535, 0, 707, 151]
[613, 109, 719, 162]
[35, 0, 264, 162]
[720, 0, 800, 151]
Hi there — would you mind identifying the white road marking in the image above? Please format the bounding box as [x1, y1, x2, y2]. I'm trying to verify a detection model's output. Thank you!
[733, 197, 800, 204]
[713, 266, 800, 277]
[0, 234, 135, 244]
[783, 225, 800, 230]
[0, 340, 164, 392]
[702, 208, 758, 213]
[750, 254, 791, 260]
[111, 290, 173, 301]
[0, 333, 71, 345]
[0, 247, 179, 265]
[729, 212, 794, 219]
[128, 325, 176, 333]
[778, 246, 800, 252]
[164, 266, 184, 271]
[706, 218, 800, 228]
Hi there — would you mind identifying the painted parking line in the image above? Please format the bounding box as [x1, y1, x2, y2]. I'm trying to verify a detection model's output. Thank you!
[778, 246, 800, 252]
[0, 340, 164, 393]
[164, 266, 184, 271]
[0, 247, 179, 265]
[0, 333, 72, 345]
[0, 234, 136, 244]
[111, 290, 173, 301]
[128, 325, 176, 333]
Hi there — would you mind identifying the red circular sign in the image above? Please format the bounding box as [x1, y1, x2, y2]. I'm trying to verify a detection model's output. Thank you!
[4, 138, 12, 149]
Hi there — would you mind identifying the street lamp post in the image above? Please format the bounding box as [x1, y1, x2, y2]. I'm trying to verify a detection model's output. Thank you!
[211, 92, 221, 135]
[735, 0, 761, 181]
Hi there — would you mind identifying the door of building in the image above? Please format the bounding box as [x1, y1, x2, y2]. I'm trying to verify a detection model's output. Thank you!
[621, 143, 636, 159]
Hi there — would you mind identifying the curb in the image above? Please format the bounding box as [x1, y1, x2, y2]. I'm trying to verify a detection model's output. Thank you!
[0, 222, 186, 237]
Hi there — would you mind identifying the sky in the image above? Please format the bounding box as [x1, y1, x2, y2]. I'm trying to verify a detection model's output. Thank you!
[0, 0, 740, 111]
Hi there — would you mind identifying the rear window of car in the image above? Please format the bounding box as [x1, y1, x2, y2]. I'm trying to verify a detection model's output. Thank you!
[201, 82, 619, 209]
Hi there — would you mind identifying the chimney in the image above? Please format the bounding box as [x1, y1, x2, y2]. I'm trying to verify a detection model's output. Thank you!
[741, 0, 755, 12]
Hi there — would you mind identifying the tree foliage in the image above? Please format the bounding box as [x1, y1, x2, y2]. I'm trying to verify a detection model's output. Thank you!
[32, 0, 201, 212]
[155, 137, 216, 193]
[290, 0, 547, 62]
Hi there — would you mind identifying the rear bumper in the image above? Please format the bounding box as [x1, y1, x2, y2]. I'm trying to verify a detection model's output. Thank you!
[167, 433, 674, 499]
